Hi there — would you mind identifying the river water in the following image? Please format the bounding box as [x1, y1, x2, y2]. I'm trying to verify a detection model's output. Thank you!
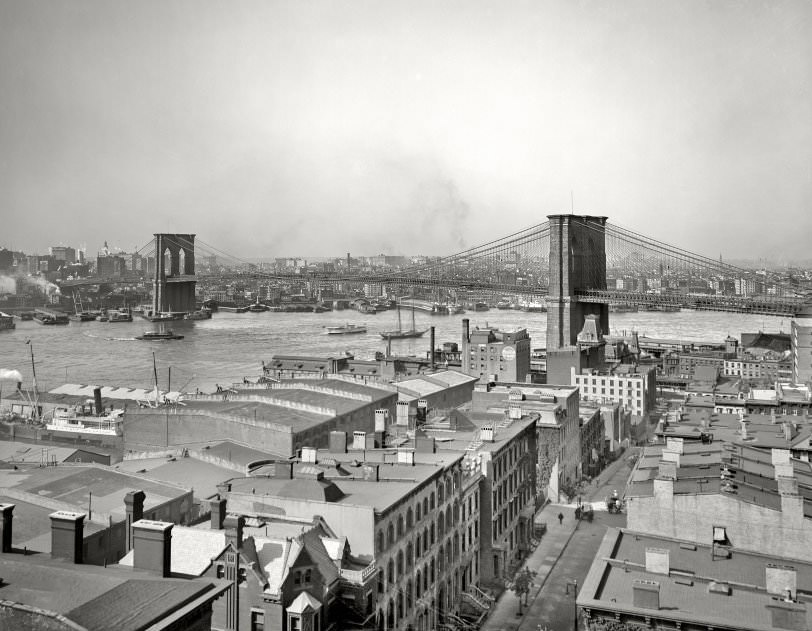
[0, 309, 791, 395]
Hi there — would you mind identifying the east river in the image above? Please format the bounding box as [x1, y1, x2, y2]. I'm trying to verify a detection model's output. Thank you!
[0, 309, 791, 395]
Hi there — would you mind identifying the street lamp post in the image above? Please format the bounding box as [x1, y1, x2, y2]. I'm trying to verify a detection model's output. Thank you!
[566, 578, 578, 630]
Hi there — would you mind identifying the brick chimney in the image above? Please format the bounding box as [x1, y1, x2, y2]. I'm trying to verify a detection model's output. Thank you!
[329, 430, 348, 453]
[124, 490, 146, 552]
[50, 511, 85, 563]
[224, 514, 245, 550]
[132, 519, 173, 577]
[0, 503, 15, 553]
[210, 497, 227, 530]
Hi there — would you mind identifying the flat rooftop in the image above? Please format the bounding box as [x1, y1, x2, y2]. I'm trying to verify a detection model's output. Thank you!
[228, 459, 450, 513]
[579, 528, 812, 631]
[0, 463, 188, 526]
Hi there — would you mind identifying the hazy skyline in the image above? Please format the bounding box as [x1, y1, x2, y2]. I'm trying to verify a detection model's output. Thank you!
[1, 1, 810, 259]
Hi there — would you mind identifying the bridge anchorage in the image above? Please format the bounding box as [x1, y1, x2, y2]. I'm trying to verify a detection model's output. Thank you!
[151, 233, 196, 317]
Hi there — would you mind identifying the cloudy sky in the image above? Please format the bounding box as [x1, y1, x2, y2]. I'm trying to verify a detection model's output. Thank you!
[1, 0, 810, 259]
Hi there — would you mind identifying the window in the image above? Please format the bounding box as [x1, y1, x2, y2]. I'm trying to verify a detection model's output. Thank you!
[288, 615, 301, 631]
[216, 564, 225, 579]
[251, 610, 265, 631]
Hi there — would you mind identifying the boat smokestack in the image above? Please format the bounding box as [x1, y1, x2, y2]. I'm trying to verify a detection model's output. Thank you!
[93, 386, 103, 416]
[430, 326, 435, 370]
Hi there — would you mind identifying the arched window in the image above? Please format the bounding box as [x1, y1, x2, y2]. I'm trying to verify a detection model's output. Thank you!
[416, 502, 421, 522]
[406, 507, 414, 528]
[423, 497, 429, 516]
[438, 484, 444, 504]
[446, 506, 452, 530]
[438, 513, 445, 536]
[397, 515, 405, 537]
[406, 542, 414, 568]
[430, 559, 436, 582]
[397, 592, 404, 620]
[453, 501, 460, 524]
[453, 533, 460, 560]
[387, 523, 395, 547]
[387, 559, 394, 584]
[445, 541, 452, 565]
[416, 570, 422, 597]
[377, 530, 384, 553]
[423, 527, 429, 555]
[397, 550, 404, 577]
[430, 493, 435, 510]
[406, 579, 413, 609]
[424, 564, 430, 591]
[438, 551, 445, 572]
[445, 479, 452, 500]
[430, 522, 435, 545]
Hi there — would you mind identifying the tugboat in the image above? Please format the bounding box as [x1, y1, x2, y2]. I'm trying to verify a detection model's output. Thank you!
[136, 330, 184, 341]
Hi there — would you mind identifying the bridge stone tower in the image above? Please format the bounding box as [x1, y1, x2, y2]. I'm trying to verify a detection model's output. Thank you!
[546, 215, 609, 350]
[152, 233, 196, 315]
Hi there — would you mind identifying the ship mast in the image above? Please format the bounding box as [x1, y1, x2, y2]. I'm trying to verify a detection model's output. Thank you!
[29, 342, 39, 421]
[152, 352, 160, 406]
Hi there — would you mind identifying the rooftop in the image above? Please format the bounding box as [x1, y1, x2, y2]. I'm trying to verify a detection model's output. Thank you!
[579, 528, 812, 631]
[0, 552, 224, 631]
[0, 463, 188, 528]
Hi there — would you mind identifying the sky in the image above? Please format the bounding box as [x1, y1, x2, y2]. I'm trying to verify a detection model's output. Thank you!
[1, 0, 810, 260]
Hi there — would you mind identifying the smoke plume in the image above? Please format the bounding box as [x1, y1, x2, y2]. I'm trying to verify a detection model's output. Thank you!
[0, 369, 24, 382]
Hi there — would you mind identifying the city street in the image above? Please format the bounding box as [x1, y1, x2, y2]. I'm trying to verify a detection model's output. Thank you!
[480, 451, 635, 631]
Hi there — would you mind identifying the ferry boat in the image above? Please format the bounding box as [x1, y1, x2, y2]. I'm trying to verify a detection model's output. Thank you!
[184, 308, 212, 320]
[136, 330, 185, 340]
[46, 404, 125, 436]
[108, 308, 133, 322]
[0, 311, 15, 330]
[325, 324, 367, 335]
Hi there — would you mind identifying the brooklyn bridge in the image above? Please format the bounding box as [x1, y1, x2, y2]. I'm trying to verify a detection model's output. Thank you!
[61, 215, 808, 332]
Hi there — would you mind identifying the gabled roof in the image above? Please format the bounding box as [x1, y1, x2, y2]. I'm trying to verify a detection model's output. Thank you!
[287, 590, 322, 614]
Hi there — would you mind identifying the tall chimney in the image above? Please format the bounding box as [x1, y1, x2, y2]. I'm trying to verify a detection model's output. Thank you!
[50, 511, 85, 564]
[462, 318, 470, 344]
[210, 497, 227, 530]
[224, 514, 245, 550]
[0, 503, 14, 553]
[132, 520, 173, 577]
[124, 490, 145, 552]
[430, 326, 436, 370]
[93, 386, 103, 416]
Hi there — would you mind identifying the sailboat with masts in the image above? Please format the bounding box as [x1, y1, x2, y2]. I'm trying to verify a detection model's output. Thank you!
[380, 301, 428, 340]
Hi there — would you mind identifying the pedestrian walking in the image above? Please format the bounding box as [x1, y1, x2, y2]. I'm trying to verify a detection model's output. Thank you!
[558, 512, 564, 525]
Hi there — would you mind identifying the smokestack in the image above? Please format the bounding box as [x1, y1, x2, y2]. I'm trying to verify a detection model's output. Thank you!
[93, 387, 103, 416]
[430, 326, 435, 370]
[462, 318, 470, 344]
[347, 252, 351, 268]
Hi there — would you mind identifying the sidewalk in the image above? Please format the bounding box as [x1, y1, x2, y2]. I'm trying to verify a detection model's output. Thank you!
[479, 503, 578, 631]
[479, 452, 635, 631]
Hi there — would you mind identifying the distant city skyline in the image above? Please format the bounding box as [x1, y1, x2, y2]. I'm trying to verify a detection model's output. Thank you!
[1, 1, 810, 259]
